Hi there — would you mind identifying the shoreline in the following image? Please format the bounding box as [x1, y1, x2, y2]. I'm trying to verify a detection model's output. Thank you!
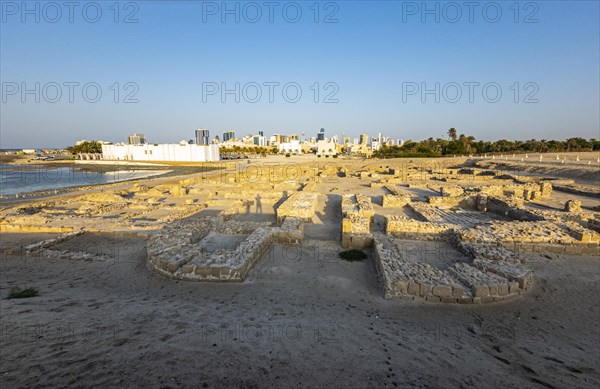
[0, 164, 223, 203]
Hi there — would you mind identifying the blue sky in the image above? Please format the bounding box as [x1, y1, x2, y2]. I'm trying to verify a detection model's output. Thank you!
[1, 0, 599, 148]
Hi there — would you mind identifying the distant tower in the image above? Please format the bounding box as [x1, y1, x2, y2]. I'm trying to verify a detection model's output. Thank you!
[223, 130, 235, 142]
[128, 133, 146, 145]
[301, 132, 305, 142]
[317, 128, 325, 141]
[195, 129, 210, 145]
[359, 134, 369, 145]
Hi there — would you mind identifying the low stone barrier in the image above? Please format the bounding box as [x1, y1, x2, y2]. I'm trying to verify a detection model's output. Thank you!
[460, 221, 600, 256]
[0, 224, 75, 233]
[385, 215, 451, 240]
[372, 234, 525, 304]
[147, 216, 305, 282]
[341, 194, 375, 248]
[276, 192, 318, 222]
[382, 186, 411, 207]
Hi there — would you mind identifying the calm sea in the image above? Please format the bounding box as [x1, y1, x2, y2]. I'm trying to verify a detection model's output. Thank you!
[0, 164, 168, 196]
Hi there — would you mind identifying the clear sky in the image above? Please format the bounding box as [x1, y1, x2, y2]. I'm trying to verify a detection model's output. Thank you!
[1, 0, 599, 148]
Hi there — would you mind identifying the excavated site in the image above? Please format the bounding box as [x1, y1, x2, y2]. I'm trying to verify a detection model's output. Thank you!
[2, 157, 598, 305]
[2, 155, 599, 388]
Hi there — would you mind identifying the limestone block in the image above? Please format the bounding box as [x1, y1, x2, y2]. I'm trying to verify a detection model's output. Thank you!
[564, 200, 582, 213]
[440, 186, 464, 197]
[420, 283, 433, 296]
[432, 285, 452, 297]
[498, 284, 509, 296]
[441, 297, 458, 303]
[407, 282, 420, 295]
[473, 285, 489, 297]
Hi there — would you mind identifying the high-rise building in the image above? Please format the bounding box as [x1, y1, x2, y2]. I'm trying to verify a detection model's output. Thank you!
[359, 134, 369, 145]
[272, 134, 283, 144]
[195, 129, 210, 145]
[290, 133, 299, 140]
[222, 130, 235, 142]
[128, 133, 146, 145]
[317, 128, 325, 141]
[253, 135, 266, 146]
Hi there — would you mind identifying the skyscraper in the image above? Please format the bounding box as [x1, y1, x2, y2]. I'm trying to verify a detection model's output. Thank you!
[222, 130, 235, 142]
[195, 129, 210, 145]
[317, 128, 325, 141]
[359, 134, 369, 145]
[128, 133, 146, 145]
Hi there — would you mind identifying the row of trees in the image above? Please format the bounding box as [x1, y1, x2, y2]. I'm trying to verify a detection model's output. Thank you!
[219, 146, 279, 158]
[66, 141, 102, 155]
[375, 129, 600, 158]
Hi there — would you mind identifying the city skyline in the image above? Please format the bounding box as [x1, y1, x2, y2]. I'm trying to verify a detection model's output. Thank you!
[1, 2, 599, 148]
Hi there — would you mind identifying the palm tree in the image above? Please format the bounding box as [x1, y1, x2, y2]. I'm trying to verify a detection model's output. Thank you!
[448, 128, 457, 141]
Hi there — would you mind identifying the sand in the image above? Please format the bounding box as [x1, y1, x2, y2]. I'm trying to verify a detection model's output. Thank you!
[1, 154, 599, 388]
[1, 237, 598, 388]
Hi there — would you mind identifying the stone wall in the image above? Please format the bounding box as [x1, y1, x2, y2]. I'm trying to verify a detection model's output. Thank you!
[460, 221, 600, 256]
[384, 215, 451, 240]
[372, 234, 527, 304]
[147, 216, 305, 282]
[483, 195, 543, 221]
[382, 186, 411, 207]
[276, 192, 318, 222]
[341, 194, 374, 218]
[341, 194, 375, 248]
[589, 216, 600, 233]
[440, 185, 464, 197]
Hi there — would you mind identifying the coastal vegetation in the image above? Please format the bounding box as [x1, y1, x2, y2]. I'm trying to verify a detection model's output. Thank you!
[66, 141, 102, 155]
[374, 130, 599, 159]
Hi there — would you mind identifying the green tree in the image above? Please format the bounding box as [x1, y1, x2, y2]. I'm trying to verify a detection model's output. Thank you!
[66, 141, 102, 155]
[447, 128, 457, 141]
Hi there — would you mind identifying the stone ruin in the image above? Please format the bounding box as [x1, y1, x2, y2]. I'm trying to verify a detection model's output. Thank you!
[341, 194, 375, 249]
[564, 199, 582, 212]
[6, 159, 598, 307]
[369, 178, 599, 304]
[276, 192, 318, 223]
[147, 215, 305, 282]
[381, 186, 412, 207]
[372, 232, 533, 304]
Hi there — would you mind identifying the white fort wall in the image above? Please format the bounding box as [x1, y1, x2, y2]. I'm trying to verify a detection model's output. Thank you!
[101, 144, 220, 162]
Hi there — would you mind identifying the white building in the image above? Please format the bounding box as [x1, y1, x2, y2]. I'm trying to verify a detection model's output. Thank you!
[253, 135, 266, 147]
[278, 140, 302, 154]
[316, 140, 337, 156]
[102, 143, 220, 162]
